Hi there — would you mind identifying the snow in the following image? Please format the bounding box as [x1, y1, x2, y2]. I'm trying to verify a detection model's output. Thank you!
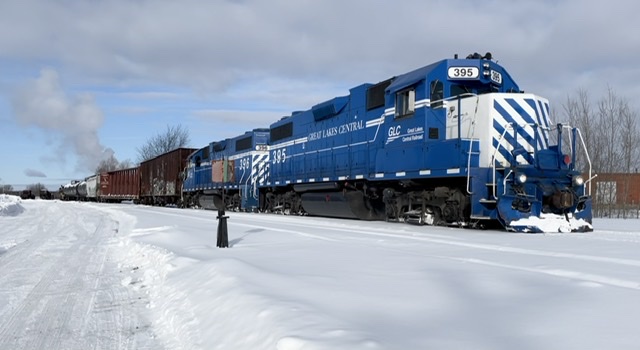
[508, 212, 593, 233]
[0, 194, 25, 216]
[2, 196, 640, 349]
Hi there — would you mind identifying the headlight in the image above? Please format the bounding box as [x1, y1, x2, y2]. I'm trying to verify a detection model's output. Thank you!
[516, 173, 527, 184]
[573, 175, 584, 186]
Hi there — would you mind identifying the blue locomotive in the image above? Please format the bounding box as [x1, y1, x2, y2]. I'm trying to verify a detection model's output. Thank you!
[183, 128, 270, 211]
[187, 52, 593, 233]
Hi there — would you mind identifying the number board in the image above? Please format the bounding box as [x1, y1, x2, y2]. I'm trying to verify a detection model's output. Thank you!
[490, 70, 503, 85]
[447, 67, 479, 79]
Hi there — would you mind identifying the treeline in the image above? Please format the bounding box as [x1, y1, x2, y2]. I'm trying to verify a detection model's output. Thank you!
[562, 87, 640, 174]
[562, 87, 640, 218]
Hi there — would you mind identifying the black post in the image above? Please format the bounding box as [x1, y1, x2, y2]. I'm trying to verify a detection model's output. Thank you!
[217, 159, 230, 248]
[216, 207, 229, 248]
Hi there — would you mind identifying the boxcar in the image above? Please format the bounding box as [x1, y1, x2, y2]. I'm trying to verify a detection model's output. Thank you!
[85, 174, 99, 201]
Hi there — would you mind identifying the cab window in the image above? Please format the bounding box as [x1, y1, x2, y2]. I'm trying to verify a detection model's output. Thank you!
[430, 81, 444, 109]
[395, 87, 415, 118]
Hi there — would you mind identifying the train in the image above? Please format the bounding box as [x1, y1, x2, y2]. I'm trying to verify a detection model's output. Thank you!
[60, 148, 196, 205]
[63, 53, 594, 233]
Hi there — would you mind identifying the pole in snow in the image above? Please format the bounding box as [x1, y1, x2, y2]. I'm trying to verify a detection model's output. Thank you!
[217, 180, 229, 248]
[216, 207, 229, 248]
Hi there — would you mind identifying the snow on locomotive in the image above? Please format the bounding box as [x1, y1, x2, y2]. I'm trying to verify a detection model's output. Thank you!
[186, 53, 593, 233]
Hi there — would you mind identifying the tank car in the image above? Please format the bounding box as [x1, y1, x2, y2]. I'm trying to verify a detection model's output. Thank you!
[184, 129, 270, 211]
[60, 180, 82, 201]
[260, 52, 592, 233]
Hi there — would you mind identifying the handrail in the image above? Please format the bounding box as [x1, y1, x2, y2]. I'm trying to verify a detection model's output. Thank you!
[572, 127, 593, 196]
[429, 92, 478, 106]
[490, 123, 514, 199]
[431, 93, 481, 195]
[489, 122, 543, 199]
[464, 96, 480, 195]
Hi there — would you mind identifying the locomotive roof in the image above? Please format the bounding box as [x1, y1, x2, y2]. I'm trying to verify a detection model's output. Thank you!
[386, 60, 442, 95]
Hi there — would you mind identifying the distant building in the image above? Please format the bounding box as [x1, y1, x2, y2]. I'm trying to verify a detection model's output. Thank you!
[590, 173, 640, 217]
[592, 173, 640, 206]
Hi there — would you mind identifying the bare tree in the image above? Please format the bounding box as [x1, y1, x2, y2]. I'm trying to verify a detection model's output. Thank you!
[95, 155, 136, 173]
[136, 124, 191, 162]
[618, 99, 640, 217]
[619, 102, 640, 173]
[26, 183, 47, 197]
[597, 87, 623, 173]
[2, 184, 13, 193]
[95, 153, 120, 174]
[118, 159, 134, 170]
[563, 89, 599, 172]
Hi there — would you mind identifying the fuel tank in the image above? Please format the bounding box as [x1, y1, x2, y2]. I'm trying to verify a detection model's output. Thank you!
[301, 191, 384, 220]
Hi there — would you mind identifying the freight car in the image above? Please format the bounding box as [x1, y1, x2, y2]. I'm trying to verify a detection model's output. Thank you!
[60, 180, 82, 201]
[99, 167, 140, 202]
[140, 147, 196, 206]
[85, 174, 99, 201]
[187, 52, 592, 233]
[184, 129, 270, 211]
[20, 190, 35, 200]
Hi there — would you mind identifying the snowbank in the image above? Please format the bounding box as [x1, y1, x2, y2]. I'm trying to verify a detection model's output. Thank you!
[0, 194, 24, 216]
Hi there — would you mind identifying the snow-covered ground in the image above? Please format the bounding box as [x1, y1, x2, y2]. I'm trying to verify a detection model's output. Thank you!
[2, 194, 640, 350]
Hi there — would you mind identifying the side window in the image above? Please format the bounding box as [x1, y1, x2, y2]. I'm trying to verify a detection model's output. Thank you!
[450, 84, 470, 98]
[366, 78, 392, 111]
[430, 81, 444, 109]
[395, 88, 415, 118]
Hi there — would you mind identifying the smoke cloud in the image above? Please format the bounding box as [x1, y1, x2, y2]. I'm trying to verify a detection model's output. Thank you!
[24, 169, 47, 177]
[11, 68, 110, 173]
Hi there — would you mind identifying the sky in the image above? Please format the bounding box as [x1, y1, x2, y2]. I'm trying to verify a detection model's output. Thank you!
[2, 195, 640, 349]
[1, 0, 639, 190]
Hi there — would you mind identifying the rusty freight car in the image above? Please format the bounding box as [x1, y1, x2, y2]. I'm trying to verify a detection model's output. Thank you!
[139, 147, 196, 206]
[99, 167, 140, 202]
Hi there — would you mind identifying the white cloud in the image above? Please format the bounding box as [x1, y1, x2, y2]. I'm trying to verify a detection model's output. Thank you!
[24, 169, 46, 178]
[10, 68, 109, 173]
[1, 0, 640, 106]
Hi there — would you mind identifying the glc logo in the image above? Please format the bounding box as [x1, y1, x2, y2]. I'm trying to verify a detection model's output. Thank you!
[388, 126, 401, 137]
